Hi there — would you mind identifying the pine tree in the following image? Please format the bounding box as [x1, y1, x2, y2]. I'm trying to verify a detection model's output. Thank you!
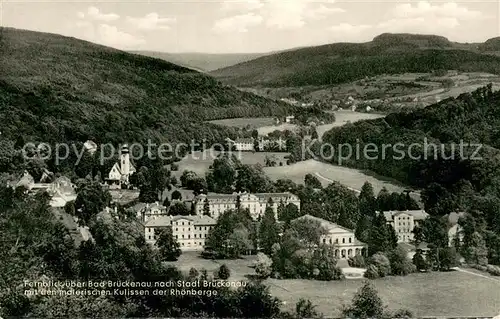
[259, 205, 280, 255]
[359, 181, 376, 217]
[368, 213, 390, 255]
[387, 224, 399, 250]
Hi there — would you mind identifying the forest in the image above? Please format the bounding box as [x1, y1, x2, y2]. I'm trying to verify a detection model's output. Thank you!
[317, 85, 500, 265]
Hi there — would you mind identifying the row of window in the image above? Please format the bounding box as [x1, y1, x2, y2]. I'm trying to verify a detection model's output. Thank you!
[175, 234, 207, 239]
[397, 222, 412, 226]
[322, 237, 353, 244]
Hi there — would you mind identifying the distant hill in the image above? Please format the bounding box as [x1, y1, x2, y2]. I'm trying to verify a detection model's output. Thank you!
[210, 33, 500, 87]
[0, 28, 293, 145]
[479, 37, 500, 52]
[128, 51, 270, 72]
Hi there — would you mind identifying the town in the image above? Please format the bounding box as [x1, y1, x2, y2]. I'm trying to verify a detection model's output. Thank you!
[2, 2, 500, 317]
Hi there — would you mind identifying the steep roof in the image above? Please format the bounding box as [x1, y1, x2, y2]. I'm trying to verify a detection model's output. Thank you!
[382, 210, 428, 221]
[255, 192, 295, 198]
[144, 215, 216, 227]
[235, 138, 254, 144]
[293, 214, 366, 245]
[294, 214, 350, 232]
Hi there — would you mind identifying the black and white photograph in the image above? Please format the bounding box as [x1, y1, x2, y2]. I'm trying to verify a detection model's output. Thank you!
[1, 0, 500, 318]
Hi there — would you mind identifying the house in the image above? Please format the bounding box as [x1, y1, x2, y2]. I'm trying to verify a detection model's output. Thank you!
[293, 214, 367, 259]
[144, 215, 216, 251]
[12, 172, 76, 208]
[232, 138, 254, 151]
[46, 176, 77, 208]
[143, 202, 168, 222]
[106, 144, 136, 188]
[382, 210, 429, 243]
[193, 192, 300, 221]
[285, 115, 295, 123]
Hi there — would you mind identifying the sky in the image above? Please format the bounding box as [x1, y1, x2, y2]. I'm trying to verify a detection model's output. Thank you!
[1, 0, 499, 53]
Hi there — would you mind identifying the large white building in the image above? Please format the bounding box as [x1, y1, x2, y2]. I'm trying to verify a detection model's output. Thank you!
[107, 144, 136, 188]
[144, 215, 216, 251]
[293, 215, 367, 259]
[232, 138, 254, 151]
[193, 192, 300, 220]
[382, 210, 429, 243]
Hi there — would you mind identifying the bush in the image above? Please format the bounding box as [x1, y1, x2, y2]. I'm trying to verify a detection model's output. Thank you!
[412, 251, 430, 272]
[389, 247, 416, 276]
[218, 264, 231, 280]
[369, 253, 391, 277]
[348, 254, 366, 268]
[255, 253, 273, 279]
[392, 308, 414, 318]
[364, 264, 380, 279]
[188, 267, 199, 279]
[487, 265, 500, 276]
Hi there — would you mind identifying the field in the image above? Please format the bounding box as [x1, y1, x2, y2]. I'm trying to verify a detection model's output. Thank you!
[263, 159, 420, 201]
[268, 271, 500, 317]
[256, 111, 384, 138]
[172, 150, 290, 179]
[171, 152, 419, 202]
[208, 117, 276, 128]
[167, 252, 500, 317]
[163, 251, 257, 282]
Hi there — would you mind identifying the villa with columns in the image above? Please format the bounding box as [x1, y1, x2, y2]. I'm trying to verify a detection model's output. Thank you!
[293, 214, 367, 259]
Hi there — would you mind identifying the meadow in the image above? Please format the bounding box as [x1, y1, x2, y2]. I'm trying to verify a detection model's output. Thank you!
[268, 271, 500, 317]
[171, 150, 418, 201]
[263, 159, 420, 201]
[167, 252, 500, 317]
[256, 111, 384, 138]
[172, 150, 290, 179]
[208, 117, 276, 128]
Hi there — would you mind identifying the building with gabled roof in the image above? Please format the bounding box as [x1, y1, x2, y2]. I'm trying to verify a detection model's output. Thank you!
[107, 144, 136, 189]
[293, 214, 367, 259]
[193, 192, 300, 221]
[144, 215, 216, 251]
[382, 210, 429, 243]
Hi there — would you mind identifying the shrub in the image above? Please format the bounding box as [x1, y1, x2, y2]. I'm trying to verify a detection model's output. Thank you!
[188, 267, 199, 279]
[364, 264, 380, 279]
[255, 253, 273, 279]
[487, 265, 500, 276]
[392, 308, 414, 318]
[218, 264, 231, 280]
[348, 254, 366, 268]
[389, 247, 416, 276]
[369, 253, 391, 277]
[412, 251, 429, 272]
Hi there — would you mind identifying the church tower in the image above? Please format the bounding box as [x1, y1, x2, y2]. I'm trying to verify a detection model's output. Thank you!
[120, 144, 131, 183]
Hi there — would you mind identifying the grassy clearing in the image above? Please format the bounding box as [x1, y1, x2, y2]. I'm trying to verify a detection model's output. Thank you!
[173, 150, 290, 179]
[208, 117, 276, 128]
[268, 271, 500, 317]
[263, 159, 410, 195]
[164, 251, 257, 282]
[165, 252, 500, 317]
